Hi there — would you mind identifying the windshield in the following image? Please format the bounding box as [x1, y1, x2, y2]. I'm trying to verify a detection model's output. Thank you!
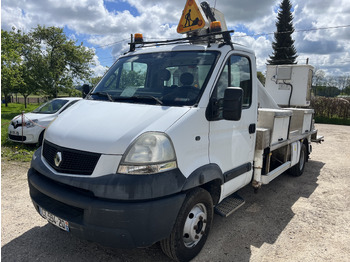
[32, 99, 69, 114]
[90, 51, 219, 106]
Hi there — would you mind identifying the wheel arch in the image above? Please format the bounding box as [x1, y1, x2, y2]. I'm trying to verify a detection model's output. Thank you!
[182, 164, 223, 205]
[38, 130, 45, 146]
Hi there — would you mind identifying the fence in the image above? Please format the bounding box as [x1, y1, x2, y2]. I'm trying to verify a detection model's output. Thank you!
[10, 96, 47, 104]
[311, 96, 350, 120]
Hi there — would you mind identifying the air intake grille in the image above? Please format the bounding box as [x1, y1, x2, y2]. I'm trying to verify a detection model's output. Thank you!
[9, 134, 27, 141]
[42, 140, 101, 175]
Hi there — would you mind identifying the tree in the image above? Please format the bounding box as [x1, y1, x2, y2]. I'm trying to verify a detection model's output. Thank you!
[313, 69, 326, 87]
[337, 75, 350, 95]
[120, 70, 146, 88]
[1, 29, 23, 107]
[267, 0, 298, 65]
[29, 26, 95, 98]
[90, 76, 104, 87]
[312, 69, 326, 96]
[2, 26, 95, 107]
[16, 30, 42, 108]
[257, 71, 266, 85]
[344, 86, 350, 96]
[314, 86, 340, 97]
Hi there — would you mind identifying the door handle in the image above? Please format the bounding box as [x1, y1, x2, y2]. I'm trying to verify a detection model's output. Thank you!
[249, 124, 256, 134]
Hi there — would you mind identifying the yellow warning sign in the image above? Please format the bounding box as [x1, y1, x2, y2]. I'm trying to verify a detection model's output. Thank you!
[177, 0, 208, 34]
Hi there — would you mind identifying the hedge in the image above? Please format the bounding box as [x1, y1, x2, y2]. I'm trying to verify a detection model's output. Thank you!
[311, 96, 350, 121]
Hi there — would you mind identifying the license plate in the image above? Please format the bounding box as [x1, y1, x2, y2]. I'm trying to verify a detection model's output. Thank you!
[39, 206, 70, 232]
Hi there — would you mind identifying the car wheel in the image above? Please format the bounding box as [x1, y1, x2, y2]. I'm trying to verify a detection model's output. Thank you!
[160, 188, 213, 262]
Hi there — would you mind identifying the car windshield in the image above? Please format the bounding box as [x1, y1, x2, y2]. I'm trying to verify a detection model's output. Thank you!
[90, 51, 219, 106]
[32, 99, 69, 114]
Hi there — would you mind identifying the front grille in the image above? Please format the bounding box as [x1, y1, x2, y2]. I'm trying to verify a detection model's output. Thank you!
[9, 134, 26, 141]
[43, 140, 101, 175]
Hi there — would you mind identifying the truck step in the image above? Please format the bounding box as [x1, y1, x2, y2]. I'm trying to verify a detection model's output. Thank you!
[214, 193, 245, 217]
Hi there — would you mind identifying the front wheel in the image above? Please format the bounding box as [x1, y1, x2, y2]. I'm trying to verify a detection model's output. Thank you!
[160, 188, 213, 262]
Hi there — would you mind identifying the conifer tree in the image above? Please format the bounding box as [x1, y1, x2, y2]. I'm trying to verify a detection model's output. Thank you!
[268, 0, 298, 65]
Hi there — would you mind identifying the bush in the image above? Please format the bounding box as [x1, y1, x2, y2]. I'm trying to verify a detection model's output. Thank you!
[311, 96, 350, 125]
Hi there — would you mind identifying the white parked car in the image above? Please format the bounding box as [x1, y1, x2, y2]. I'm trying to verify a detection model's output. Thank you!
[8, 97, 81, 145]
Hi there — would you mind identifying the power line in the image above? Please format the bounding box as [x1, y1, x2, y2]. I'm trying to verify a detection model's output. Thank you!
[232, 24, 350, 38]
[93, 24, 350, 67]
[92, 25, 350, 49]
[95, 38, 129, 49]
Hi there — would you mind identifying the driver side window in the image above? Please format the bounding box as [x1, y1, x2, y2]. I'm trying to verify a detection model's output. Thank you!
[208, 55, 252, 120]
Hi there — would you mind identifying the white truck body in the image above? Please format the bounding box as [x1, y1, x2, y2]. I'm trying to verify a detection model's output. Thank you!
[265, 64, 314, 107]
[27, 2, 322, 261]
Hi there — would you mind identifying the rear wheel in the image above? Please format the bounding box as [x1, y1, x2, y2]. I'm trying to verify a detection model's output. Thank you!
[160, 188, 213, 262]
[289, 143, 307, 177]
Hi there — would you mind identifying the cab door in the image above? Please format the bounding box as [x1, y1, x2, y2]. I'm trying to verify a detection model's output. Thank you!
[207, 53, 257, 200]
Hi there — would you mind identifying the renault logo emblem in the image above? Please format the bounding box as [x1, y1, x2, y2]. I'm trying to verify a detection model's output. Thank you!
[54, 152, 62, 167]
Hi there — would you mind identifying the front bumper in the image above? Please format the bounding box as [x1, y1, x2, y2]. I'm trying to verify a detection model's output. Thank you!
[8, 125, 42, 144]
[28, 150, 187, 248]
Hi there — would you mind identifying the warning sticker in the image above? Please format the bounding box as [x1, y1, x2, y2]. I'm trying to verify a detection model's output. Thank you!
[177, 0, 208, 34]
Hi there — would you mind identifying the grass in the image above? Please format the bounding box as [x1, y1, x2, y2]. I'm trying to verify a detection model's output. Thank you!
[1, 103, 41, 162]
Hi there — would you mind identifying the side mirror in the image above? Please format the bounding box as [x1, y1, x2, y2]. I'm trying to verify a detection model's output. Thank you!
[82, 84, 91, 98]
[223, 87, 243, 121]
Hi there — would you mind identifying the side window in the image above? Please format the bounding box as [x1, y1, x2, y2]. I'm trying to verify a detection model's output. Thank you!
[215, 64, 229, 100]
[230, 56, 252, 108]
[208, 55, 252, 120]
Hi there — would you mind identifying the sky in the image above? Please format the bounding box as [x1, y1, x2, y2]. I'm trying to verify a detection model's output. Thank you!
[2, 0, 350, 79]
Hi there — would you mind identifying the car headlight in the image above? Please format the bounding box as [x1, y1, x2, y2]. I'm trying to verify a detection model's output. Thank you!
[118, 132, 177, 175]
[25, 119, 38, 128]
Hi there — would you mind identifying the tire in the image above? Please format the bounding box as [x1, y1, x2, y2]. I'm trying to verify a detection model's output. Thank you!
[160, 188, 213, 262]
[289, 143, 307, 177]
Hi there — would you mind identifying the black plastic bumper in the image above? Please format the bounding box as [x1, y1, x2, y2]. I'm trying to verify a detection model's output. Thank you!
[28, 167, 186, 248]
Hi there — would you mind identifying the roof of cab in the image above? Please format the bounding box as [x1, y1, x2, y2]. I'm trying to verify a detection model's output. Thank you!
[120, 42, 255, 57]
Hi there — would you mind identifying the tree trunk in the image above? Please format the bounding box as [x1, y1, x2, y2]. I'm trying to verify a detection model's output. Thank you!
[3, 93, 9, 107]
[24, 95, 28, 108]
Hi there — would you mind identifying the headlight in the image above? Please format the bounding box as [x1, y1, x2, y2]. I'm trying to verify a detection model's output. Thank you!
[118, 132, 177, 175]
[25, 119, 38, 128]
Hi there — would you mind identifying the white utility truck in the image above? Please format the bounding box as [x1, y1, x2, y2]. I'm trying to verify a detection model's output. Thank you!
[27, 1, 322, 261]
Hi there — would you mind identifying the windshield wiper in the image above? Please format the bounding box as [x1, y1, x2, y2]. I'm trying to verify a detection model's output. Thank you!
[90, 91, 114, 102]
[115, 95, 163, 105]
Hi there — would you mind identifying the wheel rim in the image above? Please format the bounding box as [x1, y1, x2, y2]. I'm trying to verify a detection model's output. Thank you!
[183, 203, 207, 248]
[299, 148, 305, 171]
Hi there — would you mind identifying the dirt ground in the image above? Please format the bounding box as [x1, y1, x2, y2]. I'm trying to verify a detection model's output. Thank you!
[1, 124, 350, 262]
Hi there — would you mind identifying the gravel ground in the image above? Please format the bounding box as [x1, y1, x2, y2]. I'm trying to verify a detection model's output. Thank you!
[1, 124, 350, 262]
